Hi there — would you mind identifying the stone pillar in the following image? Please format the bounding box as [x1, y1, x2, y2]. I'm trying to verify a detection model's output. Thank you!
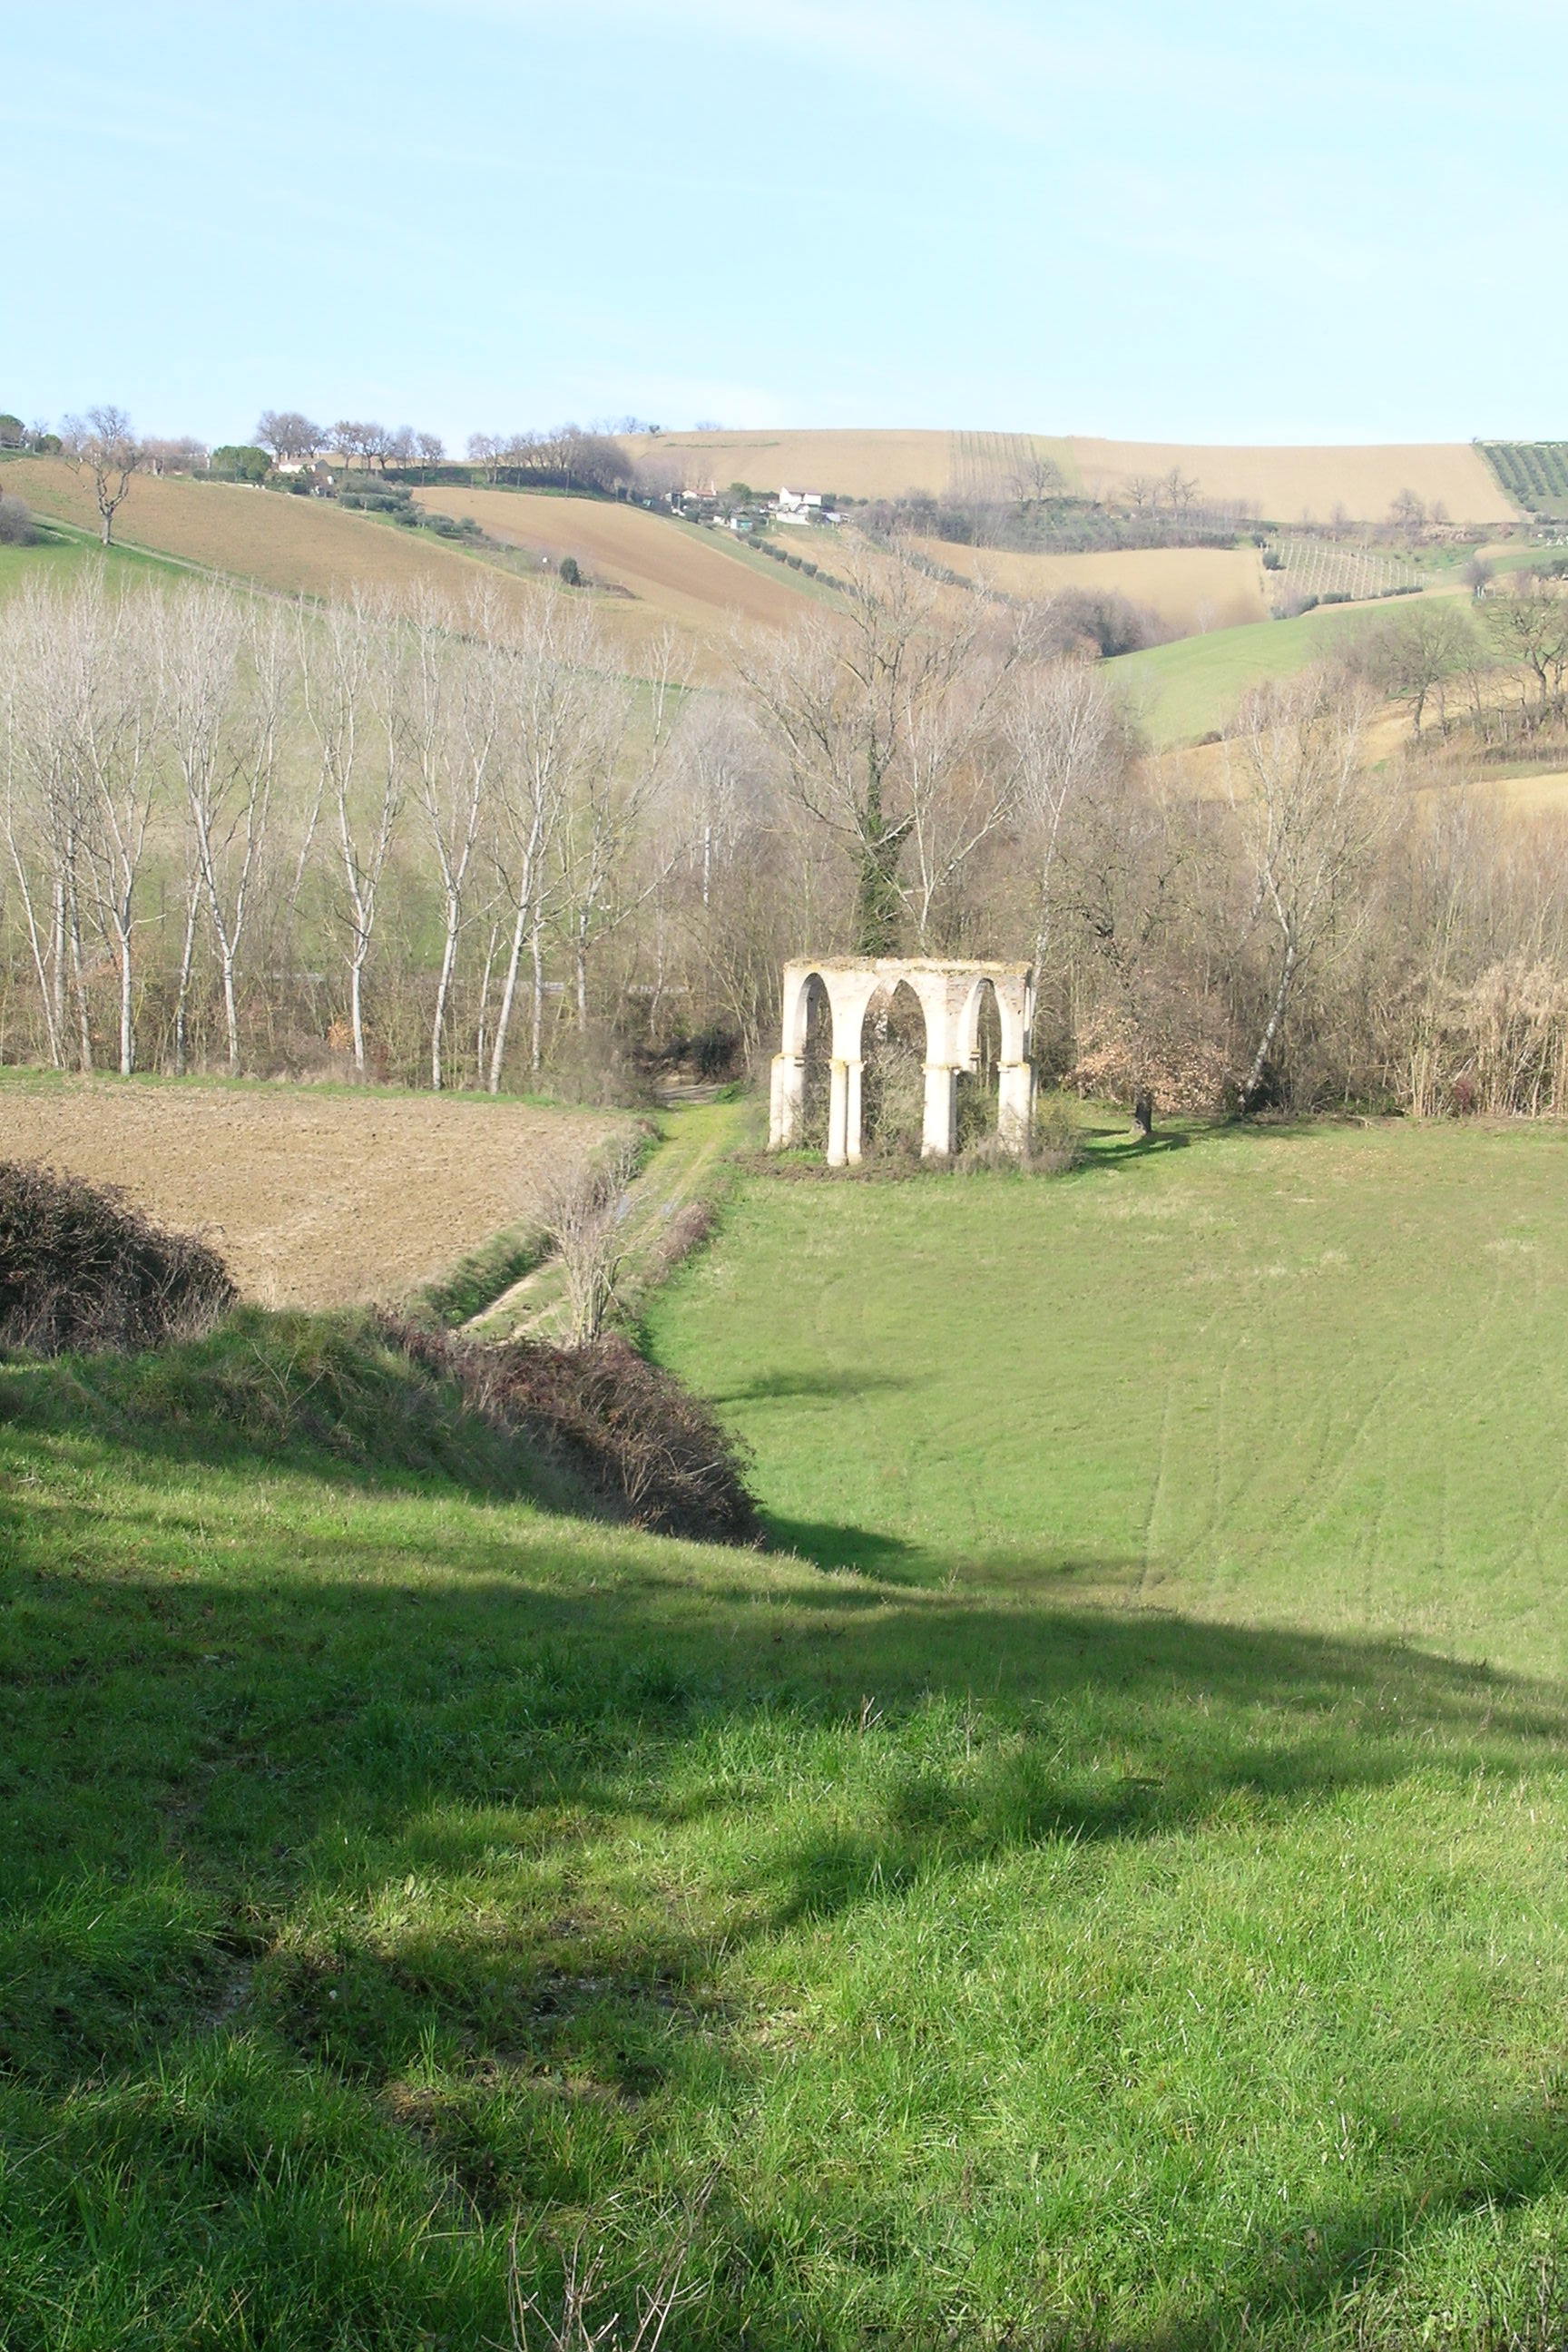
[921, 1062, 957, 1159]
[997, 1060, 1034, 1154]
[828, 1057, 851, 1167]
[844, 1057, 865, 1165]
[769, 1052, 805, 1150]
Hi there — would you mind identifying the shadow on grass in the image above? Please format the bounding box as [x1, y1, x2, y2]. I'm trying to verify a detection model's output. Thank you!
[761, 1513, 924, 1575]
[712, 1367, 918, 1406]
[9, 1407, 1568, 2345]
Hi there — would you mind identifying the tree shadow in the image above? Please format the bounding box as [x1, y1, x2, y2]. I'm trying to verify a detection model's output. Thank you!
[10, 1477, 1568, 2345]
[712, 1367, 918, 1406]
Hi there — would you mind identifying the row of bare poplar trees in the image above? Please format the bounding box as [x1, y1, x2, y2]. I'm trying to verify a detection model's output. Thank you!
[4, 545, 1568, 1117]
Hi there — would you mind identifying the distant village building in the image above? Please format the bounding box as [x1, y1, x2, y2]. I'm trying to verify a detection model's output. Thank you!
[776, 485, 823, 526]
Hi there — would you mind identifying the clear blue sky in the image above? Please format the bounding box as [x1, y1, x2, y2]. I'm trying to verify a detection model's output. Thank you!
[5, 1, 1562, 451]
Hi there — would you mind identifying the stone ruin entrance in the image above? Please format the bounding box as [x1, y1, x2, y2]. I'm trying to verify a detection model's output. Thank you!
[769, 958, 1034, 1164]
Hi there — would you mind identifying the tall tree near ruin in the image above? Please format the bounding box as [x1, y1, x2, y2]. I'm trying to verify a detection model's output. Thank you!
[737, 544, 1007, 954]
[1227, 670, 1387, 1112]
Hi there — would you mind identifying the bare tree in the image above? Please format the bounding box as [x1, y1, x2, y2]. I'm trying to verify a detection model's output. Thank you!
[401, 583, 501, 1088]
[1010, 655, 1131, 997]
[61, 407, 140, 546]
[737, 542, 999, 952]
[555, 635, 681, 1028]
[160, 584, 287, 1074]
[302, 596, 401, 1073]
[1485, 570, 1568, 717]
[485, 594, 604, 1090]
[255, 411, 324, 465]
[541, 1142, 641, 1343]
[415, 430, 446, 481]
[1226, 670, 1387, 1111]
[64, 581, 162, 1073]
[1364, 600, 1475, 739]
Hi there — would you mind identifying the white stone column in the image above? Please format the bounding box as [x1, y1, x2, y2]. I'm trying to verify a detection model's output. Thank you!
[921, 1062, 957, 1158]
[844, 1057, 865, 1164]
[769, 1052, 805, 1150]
[828, 1057, 851, 1167]
[997, 1060, 1034, 1154]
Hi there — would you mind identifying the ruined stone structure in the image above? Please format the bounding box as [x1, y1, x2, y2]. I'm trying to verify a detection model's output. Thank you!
[769, 958, 1035, 1165]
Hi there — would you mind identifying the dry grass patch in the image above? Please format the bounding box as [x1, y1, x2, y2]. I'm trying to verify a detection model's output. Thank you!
[919, 539, 1269, 633]
[0, 1076, 617, 1308]
[1069, 436, 1515, 524]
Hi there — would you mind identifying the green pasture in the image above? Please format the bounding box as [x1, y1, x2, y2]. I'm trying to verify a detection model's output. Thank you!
[0, 519, 186, 600]
[1109, 603, 1382, 744]
[7, 1113, 1568, 2346]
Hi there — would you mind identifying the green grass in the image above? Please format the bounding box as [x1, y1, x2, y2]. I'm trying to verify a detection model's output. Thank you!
[9, 1115, 1568, 2346]
[1109, 603, 1387, 744]
[0, 519, 186, 600]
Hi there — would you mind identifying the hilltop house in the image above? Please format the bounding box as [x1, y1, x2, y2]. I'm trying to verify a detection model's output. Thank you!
[777, 485, 823, 525]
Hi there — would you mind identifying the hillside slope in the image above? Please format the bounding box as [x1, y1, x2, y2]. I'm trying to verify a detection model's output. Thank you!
[621, 429, 1517, 524]
[412, 485, 821, 632]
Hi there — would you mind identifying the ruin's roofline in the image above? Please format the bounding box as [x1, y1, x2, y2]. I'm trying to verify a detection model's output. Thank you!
[782, 956, 1031, 975]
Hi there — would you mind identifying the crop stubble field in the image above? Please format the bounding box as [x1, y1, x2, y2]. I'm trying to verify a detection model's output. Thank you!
[411, 485, 818, 632]
[0, 1076, 610, 1307]
[918, 537, 1271, 633]
[622, 430, 1518, 524]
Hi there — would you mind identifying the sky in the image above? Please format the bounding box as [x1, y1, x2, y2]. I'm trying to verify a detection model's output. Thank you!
[4, 0, 1563, 452]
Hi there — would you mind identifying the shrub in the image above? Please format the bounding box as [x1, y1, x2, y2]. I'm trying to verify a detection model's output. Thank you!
[0, 1161, 235, 1355]
[378, 1314, 760, 1544]
[558, 555, 583, 587]
[0, 493, 35, 545]
[1031, 1096, 1086, 1174]
[210, 445, 271, 484]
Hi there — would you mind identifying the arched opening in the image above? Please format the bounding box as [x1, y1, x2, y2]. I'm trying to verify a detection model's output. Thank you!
[860, 979, 927, 1160]
[799, 972, 833, 1151]
[956, 979, 1002, 1153]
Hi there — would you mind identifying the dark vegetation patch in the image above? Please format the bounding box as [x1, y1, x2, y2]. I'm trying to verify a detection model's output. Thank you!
[382, 1315, 760, 1545]
[0, 1160, 235, 1355]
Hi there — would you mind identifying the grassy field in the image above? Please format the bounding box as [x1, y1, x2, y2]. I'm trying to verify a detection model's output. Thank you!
[0, 517, 188, 599]
[1109, 602, 1385, 743]
[7, 1112, 1568, 2346]
[0, 1073, 612, 1308]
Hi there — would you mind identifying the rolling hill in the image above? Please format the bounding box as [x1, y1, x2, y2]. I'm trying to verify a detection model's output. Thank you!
[621, 428, 1518, 524]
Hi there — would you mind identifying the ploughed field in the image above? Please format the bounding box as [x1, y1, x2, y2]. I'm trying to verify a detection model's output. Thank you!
[8, 1112, 1568, 2348]
[0, 1073, 610, 1308]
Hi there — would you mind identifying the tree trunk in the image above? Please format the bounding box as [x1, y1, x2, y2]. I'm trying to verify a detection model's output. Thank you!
[431, 887, 460, 1090]
[1240, 936, 1296, 1112]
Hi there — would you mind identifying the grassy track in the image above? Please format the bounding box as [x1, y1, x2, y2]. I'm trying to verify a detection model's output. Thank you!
[8, 1116, 1568, 2345]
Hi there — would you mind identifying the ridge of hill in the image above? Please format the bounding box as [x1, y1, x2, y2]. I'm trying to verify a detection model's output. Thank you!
[621, 428, 1518, 524]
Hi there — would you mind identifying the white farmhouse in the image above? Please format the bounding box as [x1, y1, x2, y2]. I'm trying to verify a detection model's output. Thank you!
[776, 485, 823, 526]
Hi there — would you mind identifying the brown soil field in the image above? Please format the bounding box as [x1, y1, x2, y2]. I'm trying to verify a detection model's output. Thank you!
[6, 458, 534, 608]
[1067, 439, 1514, 526]
[413, 488, 817, 633]
[917, 540, 1269, 633]
[5, 461, 718, 676]
[0, 1077, 614, 1309]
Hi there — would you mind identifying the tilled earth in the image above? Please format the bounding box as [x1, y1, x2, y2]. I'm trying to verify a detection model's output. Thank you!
[0, 1077, 615, 1308]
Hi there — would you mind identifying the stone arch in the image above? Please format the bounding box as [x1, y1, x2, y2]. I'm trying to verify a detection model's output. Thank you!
[859, 978, 927, 1158]
[770, 957, 1036, 1163]
[954, 976, 1004, 1150]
